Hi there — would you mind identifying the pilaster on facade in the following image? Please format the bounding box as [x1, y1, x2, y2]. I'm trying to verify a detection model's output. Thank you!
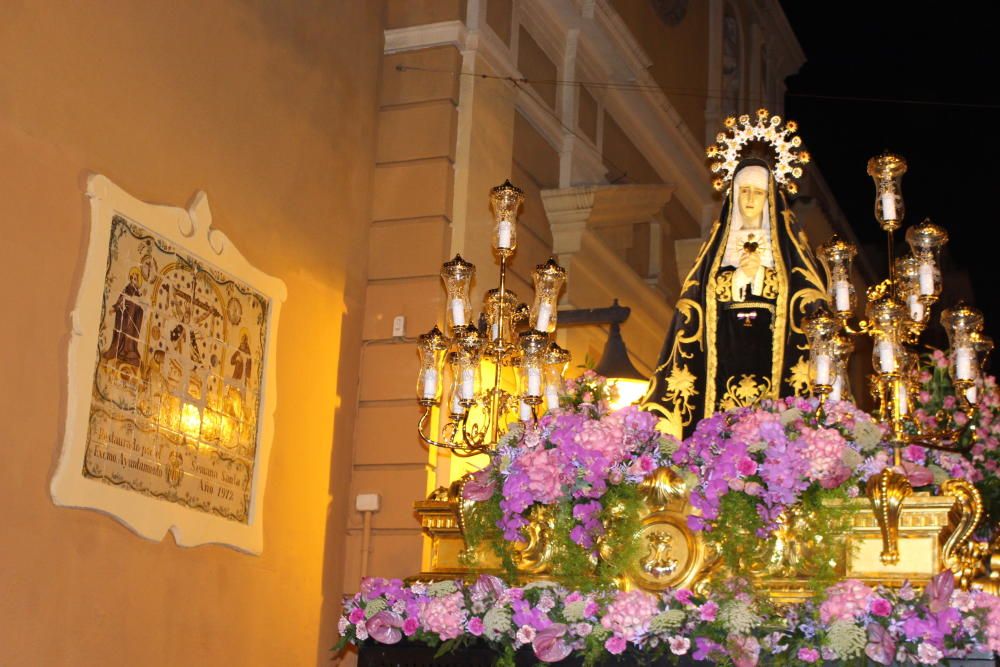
[542, 183, 675, 371]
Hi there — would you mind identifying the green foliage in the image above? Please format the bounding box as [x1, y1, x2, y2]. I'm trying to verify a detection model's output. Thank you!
[705, 484, 857, 590]
[461, 497, 517, 573]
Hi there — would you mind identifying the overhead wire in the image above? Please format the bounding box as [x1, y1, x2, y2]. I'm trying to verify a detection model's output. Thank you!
[395, 64, 1000, 111]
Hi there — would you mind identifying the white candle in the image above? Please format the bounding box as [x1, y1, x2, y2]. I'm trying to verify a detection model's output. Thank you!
[967, 386, 978, 404]
[877, 340, 896, 373]
[545, 384, 561, 412]
[519, 399, 533, 422]
[814, 354, 832, 385]
[451, 389, 466, 415]
[955, 347, 974, 381]
[880, 192, 897, 221]
[421, 368, 438, 399]
[490, 320, 500, 341]
[535, 302, 552, 332]
[896, 382, 910, 415]
[526, 367, 542, 396]
[461, 367, 476, 400]
[830, 375, 843, 401]
[833, 281, 851, 312]
[907, 293, 925, 322]
[497, 220, 513, 249]
[450, 298, 466, 327]
[918, 262, 935, 296]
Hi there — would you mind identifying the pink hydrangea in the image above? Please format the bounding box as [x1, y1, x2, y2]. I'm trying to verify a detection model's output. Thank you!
[800, 426, 847, 483]
[418, 591, 467, 640]
[520, 447, 565, 504]
[820, 579, 873, 624]
[600, 590, 660, 641]
[573, 412, 628, 464]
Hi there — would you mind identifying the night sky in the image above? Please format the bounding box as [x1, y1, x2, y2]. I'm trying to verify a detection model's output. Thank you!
[779, 3, 1000, 364]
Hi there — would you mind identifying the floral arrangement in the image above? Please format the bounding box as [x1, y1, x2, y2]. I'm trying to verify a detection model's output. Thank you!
[908, 348, 1000, 528]
[335, 571, 1000, 666]
[461, 371, 677, 589]
[672, 397, 888, 576]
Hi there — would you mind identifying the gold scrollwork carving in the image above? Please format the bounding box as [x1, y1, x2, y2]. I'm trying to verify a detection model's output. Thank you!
[940, 479, 990, 588]
[866, 466, 913, 566]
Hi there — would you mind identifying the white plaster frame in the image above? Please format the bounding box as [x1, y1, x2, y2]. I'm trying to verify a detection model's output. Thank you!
[51, 174, 286, 554]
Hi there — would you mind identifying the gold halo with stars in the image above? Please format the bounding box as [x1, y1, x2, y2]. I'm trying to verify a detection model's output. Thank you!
[706, 108, 811, 195]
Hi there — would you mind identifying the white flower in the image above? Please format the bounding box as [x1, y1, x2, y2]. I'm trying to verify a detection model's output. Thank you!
[355, 621, 369, 641]
[338, 617, 349, 634]
[669, 636, 691, 655]
[951, 590, 975, 612]
[516, 625, 536, 645]
[573, 623, 593, 637]
[917, 642, 943, 664]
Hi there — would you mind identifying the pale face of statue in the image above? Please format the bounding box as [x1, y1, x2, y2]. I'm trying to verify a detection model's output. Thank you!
[737, 185, 767, 228]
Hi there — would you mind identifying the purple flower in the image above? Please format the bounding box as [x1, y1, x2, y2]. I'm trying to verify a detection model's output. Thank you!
[926, 569, 955, 613]
[533, 624, 572, 663]
[797, 646, 820, 663]
[693, 637, 724, 661]
[367, 611, 403, 644]
[698, 601, 718, 621]
[865, 622, 896, 665]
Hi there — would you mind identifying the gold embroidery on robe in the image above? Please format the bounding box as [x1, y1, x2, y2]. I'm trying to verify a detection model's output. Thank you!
[719, 374, 772, 411]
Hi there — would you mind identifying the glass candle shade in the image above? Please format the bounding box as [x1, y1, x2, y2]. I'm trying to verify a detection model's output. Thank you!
[517, 330, 548, 405]
[445, 352, 466, 417]
[484, 288, 518, 344]
[866, 153, 907, 231]
[447, 325, 484, 407]
[441, 255, 475, 330]
[905, 220, 948, 300]
[941, 303, 984, 384]
[817, 236, 857, 315]
[803, 308, 838, 391]
[530, 258, 566, 333]
[867, 298, 905, 377]
[893, 256, 930, 324]
[829, 333, 854, 401]
[490, 180, 524, 255]
[967, 333, 995, 404]
[543, 342, 571, 412]
[416, 325, 448, 404]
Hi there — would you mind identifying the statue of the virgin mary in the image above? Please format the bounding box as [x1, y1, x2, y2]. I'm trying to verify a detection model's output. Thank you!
[642, 119, 827, 438]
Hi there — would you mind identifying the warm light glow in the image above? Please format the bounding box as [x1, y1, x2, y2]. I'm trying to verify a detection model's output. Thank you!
[180, 403, 202, 439]
[608, 378, 649, 411]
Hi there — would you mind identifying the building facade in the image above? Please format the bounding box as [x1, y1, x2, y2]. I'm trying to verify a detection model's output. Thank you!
[0, 1, 863, 665]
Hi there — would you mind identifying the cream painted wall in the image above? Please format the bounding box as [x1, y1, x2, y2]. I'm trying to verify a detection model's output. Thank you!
[0, 2, 382, 665]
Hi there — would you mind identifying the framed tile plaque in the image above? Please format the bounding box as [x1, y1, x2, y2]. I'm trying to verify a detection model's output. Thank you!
[51, 175, 286, 554]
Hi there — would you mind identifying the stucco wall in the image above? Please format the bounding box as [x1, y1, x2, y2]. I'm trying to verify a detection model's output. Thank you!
[0, 2, 382, 665]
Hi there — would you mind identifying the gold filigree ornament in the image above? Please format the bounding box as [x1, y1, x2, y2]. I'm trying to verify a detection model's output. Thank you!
[706, 108, 811, 195]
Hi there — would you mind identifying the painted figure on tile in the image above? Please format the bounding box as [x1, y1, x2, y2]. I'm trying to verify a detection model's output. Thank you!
[643, 157, 826, 438]
[102, 267, 145, 368]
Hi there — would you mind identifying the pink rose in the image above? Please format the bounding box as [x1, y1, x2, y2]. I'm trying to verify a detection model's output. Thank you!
[869, 598, 892, 617]
[403, 617, 419, 636]
[736, 456, 758, 476]
[348, 608, 365, 624]
[605, 636, 627, 655]
[467, 617, 484, 637]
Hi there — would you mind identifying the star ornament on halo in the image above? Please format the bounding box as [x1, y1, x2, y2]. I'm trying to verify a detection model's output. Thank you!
[706, 108, 811, 195]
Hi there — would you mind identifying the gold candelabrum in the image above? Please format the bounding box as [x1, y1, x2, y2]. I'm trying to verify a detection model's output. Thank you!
[415, 181, 571, 456]
[807, 152, 995, 567]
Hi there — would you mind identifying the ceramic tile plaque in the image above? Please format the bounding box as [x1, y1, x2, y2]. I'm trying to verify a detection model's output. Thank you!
[52, 175, 286, 553]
